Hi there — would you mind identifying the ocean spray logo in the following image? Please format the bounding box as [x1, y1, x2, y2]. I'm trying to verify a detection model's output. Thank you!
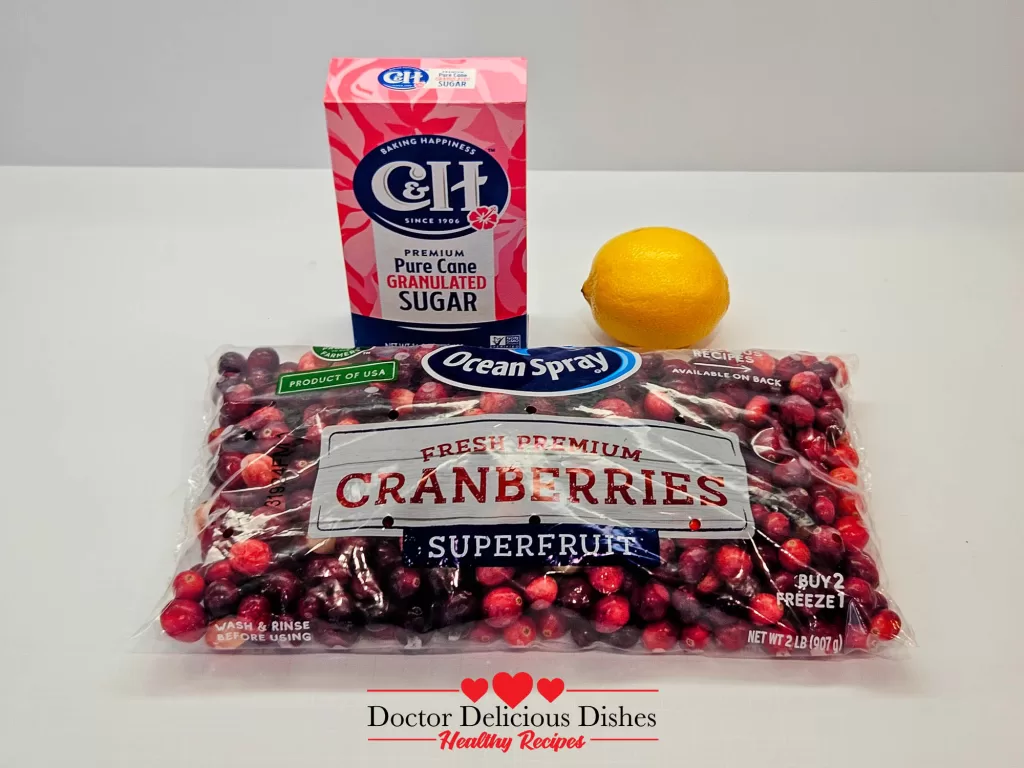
[420, 346, 642, 396]
[378, 66, 429, 90]
[353, 135, 510, 239]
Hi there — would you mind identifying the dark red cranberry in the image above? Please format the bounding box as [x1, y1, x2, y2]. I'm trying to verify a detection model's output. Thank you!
[237, 594, 272, 626]
[751, 426, 792, 463]
[812, 495, 836, 524]
[313, 621, 359, 648]
[772, 571, 797, 593]
[218, 351, 247, 375]
[215, 451, 245, 489]
[172, 570, 205, 601]
[240, 405, 285, 431]
[870, 609, 902, 641]
[788, 370, 823, 402]
[277, 361, 298, 375]
[775, 354, 809, 382]
[160, 599, 207, 642]
[437, 590, 477, 626]
[771, 458, 812, 489]
[414, 381, 450, 404]
[300, 579, 354, 622]
[779, 539, 811, 571]
[587, 565, 625, 594]
[535, 608, 569, 640]
[503, 616, 537, 647]
[846, 551, 880, 586]
[286, 489, 313, 517]
[815, 407, 846, 439]
[715, 621, 751, 652]
[374, 541, 402, 571]
[808, 525, 845, 563]
[755, 541, 779, 570]
[593, 594, 630, 633]
[261, 569, 301, 612]
[659, 538, 677, 564]
[524, 575, 558, 609]
[750, 503, 770, 525]
[229, 539, 272, 576]
[670, 586, 703, 623]
[389, 566, 422, 599]
[820, 388, 845, 411]
[873, 591, 889, 611]
[779, 395, 815, 429]
[482, 586, 523, 628]
[678, 546, 712, 584]
[476, 567, 515, 586]
[427, 567, 460, 595]
[636, 581, 671, 621]
[680, 623, 712, 651]
[247, 347, 280, 373]
[222, 383, 256, 422]
[843, 576, 876, 613]
[607, 625, 643, 649]
[256, 421, 294, 453]
[748, 593, 784, 626]
[570, 620, 600, 648]
[763, 511, 791, 541]
[714, 545, 752, 582]
[782, 487, 811, 512]
[284, 457, 317, 489]
[204, 579, 240, 618]
[525, 398, 559, 415]
[557, 577, 594, 611]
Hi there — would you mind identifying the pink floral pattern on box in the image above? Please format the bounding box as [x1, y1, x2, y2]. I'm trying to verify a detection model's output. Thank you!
[325, 58, 527, 320]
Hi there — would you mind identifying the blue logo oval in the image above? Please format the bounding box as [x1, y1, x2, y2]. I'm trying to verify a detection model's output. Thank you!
[353, 135, 509, 240]
[421, 346, 642, 396]
[378, 66, 429, 90]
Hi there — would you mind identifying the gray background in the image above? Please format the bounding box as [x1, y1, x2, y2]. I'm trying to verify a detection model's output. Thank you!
[2, 0, 1022, 170]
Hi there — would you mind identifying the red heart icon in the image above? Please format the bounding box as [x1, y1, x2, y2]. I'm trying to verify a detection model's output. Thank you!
[491, 672, 533, 708]
[536, 677, 565, 703]
[461, 677, 488, 703]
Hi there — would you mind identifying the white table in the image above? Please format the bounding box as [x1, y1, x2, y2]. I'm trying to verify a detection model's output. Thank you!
[1, 167, 1022, 767]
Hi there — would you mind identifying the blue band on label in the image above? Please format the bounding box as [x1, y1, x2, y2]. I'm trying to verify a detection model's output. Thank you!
[402, 524, 661, 568]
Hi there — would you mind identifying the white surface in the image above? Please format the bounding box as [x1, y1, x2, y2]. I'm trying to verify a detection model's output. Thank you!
[3, 0, 1024, 171]
[1, 167, 1023, 766]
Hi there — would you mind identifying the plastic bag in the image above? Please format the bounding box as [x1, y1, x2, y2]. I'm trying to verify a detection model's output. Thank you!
[141, 344, 912, 656]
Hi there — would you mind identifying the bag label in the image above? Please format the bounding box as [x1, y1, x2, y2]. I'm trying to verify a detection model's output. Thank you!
[307, 415, 755, 546]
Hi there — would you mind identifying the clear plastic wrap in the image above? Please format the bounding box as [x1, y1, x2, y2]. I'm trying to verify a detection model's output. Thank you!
[140, 345, 912, 656]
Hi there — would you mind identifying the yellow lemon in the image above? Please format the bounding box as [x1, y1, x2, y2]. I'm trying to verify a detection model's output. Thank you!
[582, 227, 729, 349]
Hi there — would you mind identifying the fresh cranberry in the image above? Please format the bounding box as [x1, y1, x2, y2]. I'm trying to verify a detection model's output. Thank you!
[469, 622, 501, 643]
[846, 551, 880, 586]
[256, 421, 293, 453]
[641, 621, 677, 652]
[222, 383, 256, 421]
[714, 545, 752, 582]
[204, 579, 240, 618]
[642, 390, 679, 421]
[593, 398, 635, 418]
[587, 565, 625, 594]
[779, 539, 811, 571]
[714, 621, 751, 652]
[814, 407, 846, 438]
[205, 560, 235, 583]
[763, 621, 798, 656]
[772, 571, 797, 593]
[829, 466, 858, 486]
[843, 576, 876, 613]
[774, 354, 808, 382]
[703, 392, 740, 423]
[836, 516, 869, 550]
[482, 586, 523, 628]
[788, 371, 823, 402]
[477, 391, 517, 414]
[237, 594, 272, 626]
[762, 511, 791, 542]
[525, 575, 558, 609]
[719, 421, 752, 443]
[296, 352, 322, 371]
[159, 599, 207, 642]
[261, 570, 301, 613]
[755, 541, 779, 570]
[873, 591, 889, 611]
[374, 541, 402, 571]
[215, 451, 245, 489]
[742, 395, 771, 427]
[284, 457, 317, 489]
[795, 428, 828, 463]
[503, 616, 537, 647]
[172, 570, 205, 601]
[414, 381, 450, 404]
[570, 620, 601, 648]
[670, 586, 703, 623]
[476, 567, 515, 586]
[557, 577, 594, 611]
[535, 608, 569, 640]
[749, 503, 769, 525]
[387, 387, 415, 412]
[812, 495, 836, 525]
[677, 546, 712, 584]
[218, 351, 247, 375]
[593, 594, 630, 633]
[771, 458, 812, 488]
[277, 361, 298, 375]
[636, 581, 671, 621]
[824, 443, 860, 469]
[525, 398, 559, 415]
[748, 593, 784, 626]
[229, 538, 272, 576]
[239, 453, 276, 488]
[838, 492, 864, 518]
[384, 566, 419, 599]
[779, 395, 815, 429]
[240, 405, 285, 431]
[299, 579, 354, 622]
[751, 426, 791, 463]
[438, 591, 477, 626]
[680, 623, 712, 651]
[696, 570, 722, 595]
[808, 525, 845, 563]
[783, 487, 811, 512]
[246, 347, 280, 373]
[659, 538, 677, 564]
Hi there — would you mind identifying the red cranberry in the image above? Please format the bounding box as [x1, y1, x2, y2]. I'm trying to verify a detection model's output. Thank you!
[215, 451, 245, 489]
[775, 354, 814, 382]
[636, 581, 671, 622]
[478, 391, 517, 413]
[240, 453, 276, 488]
[714, 621, 751, 652]
[247, 347, 280, 373]
[587, 565, 625, 594]
[812, 495, 836, 524]
[814, 407, 846, 438]
[843, 576, 876, 613]
[159, 599, 207, 642]
[659, 538, 677, 564]
[719, 421, 752, 443]
[763, 511, 791, 541]
[535, 608, 569, 640]
[696, 570, 722, 595]
[788, 371, 823, 402]
[821, 387, 845, 411]
[525, 398, 559, 415]
[525, 575, 558, 609]
[824, 444, 860, 469]
[808, 525, 845, 563]
[844, 624, 875, 652]
[229, 539, 272, 576]
[846, 551, 880, 586]
[237, 594, 272, 626]
[558, 577, 594, 611]
[240, 405, 285, 431]
[256, 422, 294, 454]
[593, 594, 630, 633]
[751, 427, 791, 463]
[779, 395, 815, 429]
[742, 395, 772, 427]
[205, 560, 235, 583]
[374, 541, 402, 571]
[469, 622, 501, 643]
[285, 457, 317, 489]
[772, 571, 797, 592]
[642, 390, 679, 421]
[750, 503, 770, 525]
[714, 545, 752, 582]
[795, 429, 828, 463]
[204, 579, 240, 618]
[763, 621, 798, 656]
[593, 398, 635, 418]
[829, 466, 859, 487]
[670, 586, 703, 623]
[222, 384, 256, 422]
[677, 546, 712, 584]
[779, 539, 811, 571]
[475, 567, 514, 586]
[172, 570, 205, 601]
[641, 621, 677, 652]
[389, 388, 415, 411]
[838, 492, 864, 518]
[261, 570, 301, 612]
[772, 458, 812, 488]
[782, 487, 811, 512]
[483, 586, 523, 628]
[836, 516, 869, 550]
[297, 352, 322, 371]
[414, 381, 450, 404]
[503, 616, 537, 647]
[748, 593, 784, 626]
[389, 566, 422, 598]
[680, 623, 712, 651]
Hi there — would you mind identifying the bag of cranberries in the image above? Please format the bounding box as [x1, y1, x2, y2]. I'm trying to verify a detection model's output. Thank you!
[143, 344, 912, 656]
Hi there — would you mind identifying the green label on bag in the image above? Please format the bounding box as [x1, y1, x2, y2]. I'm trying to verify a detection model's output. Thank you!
[276, 361, 396, 395]
[312, 346, 365, 361]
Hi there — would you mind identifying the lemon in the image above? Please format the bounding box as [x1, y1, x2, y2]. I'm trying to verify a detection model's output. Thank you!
[581, 227, 730, 349]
